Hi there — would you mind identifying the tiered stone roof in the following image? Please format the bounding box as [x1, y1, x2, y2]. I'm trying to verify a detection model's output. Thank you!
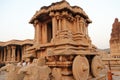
[29, 0, 91, 24]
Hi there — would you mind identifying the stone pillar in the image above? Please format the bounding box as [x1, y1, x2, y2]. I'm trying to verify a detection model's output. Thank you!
[62, 18, 67, 30]
[79, 17, 84, 34]
[86, 25, 88, 35]
[58, 18, 62, 31]
[33, 20, 38, 44]
[56, 12, 61, 32]
[50, 11, 57, 38]
[34, 20, 38, 43]
[52, 16, 57, 38]
[82, 18, 86, 35]
[11, 46, 16, 62]
[62, 11, 68, 30]
[76, 15, 80, 33]
[42, 24, 47, 43]
[38, 22, 42, 44]
[34, 20, 42, 44]
[84, 21, 87, 36]
[73, 19, 77, 33]
[1, 49, 3, 61]
[36, 22, 41, 44]
[4, 47, 6, 62]
[7, 46, 11, 61]
[0, 50, 2, 62]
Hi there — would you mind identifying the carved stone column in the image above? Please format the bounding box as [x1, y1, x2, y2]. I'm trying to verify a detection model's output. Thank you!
[86, 25, 88, 35]
[7, 46, 11, 61]
[79, 17, 84, 34]
[82, 18, 86, 35]
[33, 20, 41, 44]
[58, 18, 62, 31]
[42, 23, 47, 43]
[52, 15, 57, 38]
[11, 46, 16, 62]
[0, 50, 2, 62]
[73, 19, 77, 33]
[55, 12, 61, 32]
[84, 21, 88, 36]
[4, 47, 7, 62]
[76, 15, 80, 33]
[50, 12, 57, 38]
[33, 20, 38, 44]
[62, 18, 67, 30]
[1, 49, 3, 61]
[36, 22, 41, 44]
[62, 11, 68, 30]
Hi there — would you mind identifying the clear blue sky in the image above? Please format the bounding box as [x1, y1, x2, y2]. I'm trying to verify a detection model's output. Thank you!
[0, 0, 120, 49]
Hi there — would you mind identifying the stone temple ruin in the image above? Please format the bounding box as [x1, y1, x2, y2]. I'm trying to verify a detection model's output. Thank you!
[102, 18, 120, 72]
[26, 0, 105, 80]
[0, 39, 33, 63]
[0, 0, 107, 80]
[110, 18, 120, 58]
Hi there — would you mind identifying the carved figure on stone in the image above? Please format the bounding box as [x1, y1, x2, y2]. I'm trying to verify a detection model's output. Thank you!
[0, 63, 24, 80]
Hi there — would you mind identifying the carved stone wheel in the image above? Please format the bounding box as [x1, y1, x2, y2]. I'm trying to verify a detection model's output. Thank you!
[91, 56, 104, 77]
[72, 55, 89, 80]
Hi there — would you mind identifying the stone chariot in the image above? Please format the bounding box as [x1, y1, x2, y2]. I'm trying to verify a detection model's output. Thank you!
[26, 0, 105, 80]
